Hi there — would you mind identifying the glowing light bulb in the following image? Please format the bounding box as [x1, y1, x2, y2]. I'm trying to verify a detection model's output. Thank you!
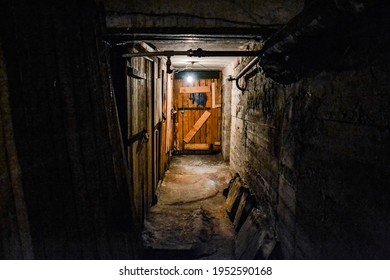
[186, 75, 193, 83]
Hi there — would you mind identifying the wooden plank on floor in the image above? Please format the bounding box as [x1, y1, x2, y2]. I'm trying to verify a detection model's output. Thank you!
[180, 86, 210, 93]
[235, 208, 267, 260]
[183, 111, 211, 143]
[233, 191, 248, 230]
[184, 143, 211, 150]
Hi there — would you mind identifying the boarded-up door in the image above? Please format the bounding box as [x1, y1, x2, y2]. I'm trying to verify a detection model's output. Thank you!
[173, 75, 222, 152]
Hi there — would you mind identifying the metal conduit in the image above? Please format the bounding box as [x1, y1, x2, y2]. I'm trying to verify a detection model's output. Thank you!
[231, 0, 372, 88]
[123, 47, 263, 89]
[230, 0, 332, 90]
[122, 48, 261, 58]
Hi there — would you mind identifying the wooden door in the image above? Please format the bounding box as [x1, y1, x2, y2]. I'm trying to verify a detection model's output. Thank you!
[128, 56, 154, 224]
[173, 76, 222, 152]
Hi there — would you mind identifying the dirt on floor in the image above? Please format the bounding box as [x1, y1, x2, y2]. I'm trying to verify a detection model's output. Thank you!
[142, 154, 236, 259]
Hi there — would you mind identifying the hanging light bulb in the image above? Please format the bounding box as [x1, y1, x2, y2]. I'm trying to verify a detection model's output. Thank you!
[185, 61, 195, 83]
[186, 75, 193, 83]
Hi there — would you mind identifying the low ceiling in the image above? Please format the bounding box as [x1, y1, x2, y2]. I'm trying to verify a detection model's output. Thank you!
[146, 35, 263, 71]
[103, 0, 305, 70]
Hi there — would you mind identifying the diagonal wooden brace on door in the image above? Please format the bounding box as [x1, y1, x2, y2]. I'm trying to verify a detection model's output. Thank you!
[183, 111, 211, 143]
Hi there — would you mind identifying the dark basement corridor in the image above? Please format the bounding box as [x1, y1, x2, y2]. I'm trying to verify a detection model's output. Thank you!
[142, 154, 235, 259]
[1, 0, 390, 260]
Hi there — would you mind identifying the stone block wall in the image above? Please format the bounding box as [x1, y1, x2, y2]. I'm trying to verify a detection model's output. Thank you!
[230, 32, 390, 259]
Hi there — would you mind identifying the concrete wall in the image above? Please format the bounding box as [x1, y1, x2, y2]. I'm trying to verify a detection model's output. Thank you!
[221, 62, 234, 161]
[230, 31, 390, 259]
[0, 0, 139, 259]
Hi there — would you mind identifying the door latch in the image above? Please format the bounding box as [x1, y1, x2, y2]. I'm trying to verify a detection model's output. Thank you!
[127, 128, 149, 146]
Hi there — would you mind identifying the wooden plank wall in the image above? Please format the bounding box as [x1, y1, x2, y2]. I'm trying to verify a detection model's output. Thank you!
[127, 47, 173, 225]
[0, 0, 139, 259]
[160, 68, 171, 177]
[173, 78, 222, 151]
[0, 1, 176, 259]
[166, 74, 174, 154]
[128, 55, 152, 224]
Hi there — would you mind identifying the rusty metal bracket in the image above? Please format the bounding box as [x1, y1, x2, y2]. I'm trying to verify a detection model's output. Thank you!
[127, 128, 149, 146]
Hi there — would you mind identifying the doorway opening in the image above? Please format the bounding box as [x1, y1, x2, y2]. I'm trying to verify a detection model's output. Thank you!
[173, 70, 222, 154]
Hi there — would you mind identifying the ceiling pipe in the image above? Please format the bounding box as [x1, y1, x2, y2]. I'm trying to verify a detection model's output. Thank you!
[229, 0, 329, 91]
[230, 0, 373, 88]
[123, 47, 262, 76]
[122, 48, 261, 58]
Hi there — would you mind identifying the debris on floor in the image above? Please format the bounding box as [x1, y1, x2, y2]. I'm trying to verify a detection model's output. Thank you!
[142, 154, 235, 259]
[142, 154, 277, 260]
[224, 174, 277, 260]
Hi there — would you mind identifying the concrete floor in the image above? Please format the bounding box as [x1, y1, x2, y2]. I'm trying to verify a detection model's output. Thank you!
[142, 154, 236, 259]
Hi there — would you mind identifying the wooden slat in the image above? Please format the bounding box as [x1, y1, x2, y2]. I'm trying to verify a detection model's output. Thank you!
[201, 110, 207, 143]
[195, 110, 201, 143]
[175, 79, 182, 149]
[180, 86, 210, 93]
[233, 191, 248, 230]
[184, 143, 211, 150]
[212, 82, 222, 108]
[217, 107, 221, 142]
[176, 112, 182, 150]
[183, 110, 189, 149]
[211, 108, 218, 144]
[191, 111, 197, 143]
[177, 92, 212, 108]
[183, 111, 211, 143]
[235, 208, 267, 260]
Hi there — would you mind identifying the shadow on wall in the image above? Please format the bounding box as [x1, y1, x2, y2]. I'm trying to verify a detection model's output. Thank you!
[0, 0, 140, 259]
[229, 0, 390, 260]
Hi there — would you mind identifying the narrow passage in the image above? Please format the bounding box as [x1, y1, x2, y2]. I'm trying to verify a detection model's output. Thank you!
[142, 154, 235, 259]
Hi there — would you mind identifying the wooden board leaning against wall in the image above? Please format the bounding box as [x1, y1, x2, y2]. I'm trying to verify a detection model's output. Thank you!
[173, 74, 222, 152]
